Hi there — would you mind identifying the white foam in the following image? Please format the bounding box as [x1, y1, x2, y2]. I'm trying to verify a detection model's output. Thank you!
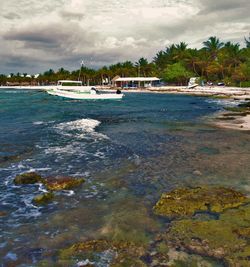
[55, 118, 100, 133]
[53, 118, 108, 139]
[77, 259, 95, 266]
[60, 190, 75, 196]
[206, 98, 239, 107]
[33, 121, 44, 125]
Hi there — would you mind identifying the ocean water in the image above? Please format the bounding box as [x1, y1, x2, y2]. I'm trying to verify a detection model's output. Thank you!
[0, 90, 250, 265]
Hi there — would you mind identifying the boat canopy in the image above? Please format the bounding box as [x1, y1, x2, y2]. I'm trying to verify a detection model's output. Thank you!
[114, 77, 160, 82]
[57, 80, 83, 86]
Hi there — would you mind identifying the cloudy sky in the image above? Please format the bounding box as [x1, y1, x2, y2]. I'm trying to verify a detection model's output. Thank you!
[1, 0, 249, 74]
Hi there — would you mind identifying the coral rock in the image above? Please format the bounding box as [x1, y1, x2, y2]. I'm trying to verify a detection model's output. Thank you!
[153, 186, 247, 218]
[44, 177, 85, 191]
[14, 172, 42, 185]
[33, 192, 54, 205]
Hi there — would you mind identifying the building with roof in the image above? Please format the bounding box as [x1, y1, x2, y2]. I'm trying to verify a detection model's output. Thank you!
[112, 76, 160, 88]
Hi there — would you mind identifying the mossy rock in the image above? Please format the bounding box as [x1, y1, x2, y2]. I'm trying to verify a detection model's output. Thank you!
[224, 106, 250, 113]
[111, 255, 147, 267]
[14, 172, 43, 185]
[59, 239, 146, 265]
[167, 219, 246, 259]
[0, 211, 7, 217]
[208, 95, 231, 99]
[165, 204, 250, 266]
[238, 101, 250, 108]
[153, 187, 247, 219]
[33, 192, 55, 205]
[44, 177, 85, 191]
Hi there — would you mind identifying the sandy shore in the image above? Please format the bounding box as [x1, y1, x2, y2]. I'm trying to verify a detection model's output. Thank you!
[99, 86, 250, 99]
[214, 113, 250, 131]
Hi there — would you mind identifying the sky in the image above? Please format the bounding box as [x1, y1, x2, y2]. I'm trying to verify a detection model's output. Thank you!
[0, 0, 249, 74]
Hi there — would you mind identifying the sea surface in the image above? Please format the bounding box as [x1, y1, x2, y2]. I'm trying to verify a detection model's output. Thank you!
[0, 89, 250, 266]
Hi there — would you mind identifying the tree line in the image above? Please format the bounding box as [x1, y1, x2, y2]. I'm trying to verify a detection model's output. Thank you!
[1, 35, 250, 87]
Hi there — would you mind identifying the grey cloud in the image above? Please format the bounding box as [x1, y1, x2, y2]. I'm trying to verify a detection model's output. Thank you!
[0, 0, 249, 74]
[4, 31, 60, 46]
[60, 11, 85, 21]
[3, 23, 97, 51]
[3, 12, 21, 20]
[198, 0, 249, 14]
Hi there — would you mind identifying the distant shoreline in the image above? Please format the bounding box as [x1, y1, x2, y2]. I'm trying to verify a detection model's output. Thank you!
[1, 85, 250, 131]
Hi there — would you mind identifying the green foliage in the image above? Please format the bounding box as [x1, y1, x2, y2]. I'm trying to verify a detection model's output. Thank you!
[162, 63, 194, 85]
[244, 33, 250, 48]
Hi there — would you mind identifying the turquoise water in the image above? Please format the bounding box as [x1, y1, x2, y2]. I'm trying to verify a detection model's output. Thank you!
[0, 90, 250, 265]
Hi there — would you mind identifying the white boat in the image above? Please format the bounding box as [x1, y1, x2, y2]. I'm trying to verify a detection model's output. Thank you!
[47, 80, 124, 100]
[187, 77, 199, 89]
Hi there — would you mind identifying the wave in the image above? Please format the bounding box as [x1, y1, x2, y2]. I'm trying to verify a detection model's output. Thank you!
[205, 98, 239, 107]
[53, 118, 108, 139]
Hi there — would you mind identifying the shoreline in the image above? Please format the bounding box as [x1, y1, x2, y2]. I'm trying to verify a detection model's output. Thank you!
[213, 112, 250, 131]
[1, 85, 250, 131]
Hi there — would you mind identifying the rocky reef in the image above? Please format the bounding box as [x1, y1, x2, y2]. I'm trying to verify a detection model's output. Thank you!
[153, 186, 247, 219]
[14, 172, 85, 205]
[14, 172, 42, 185]
[153, 186, 250, 266]
[165, 204, 250, 266]
[0, 211, 7, 217]
[59, 239, 147, 266]
[32, 192, 55, 205]
[44, 176, 85, 191]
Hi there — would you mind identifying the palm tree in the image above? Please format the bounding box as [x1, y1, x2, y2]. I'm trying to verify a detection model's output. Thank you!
[186, 49, 200, 76]
[203, 36, 224, 60]
[154, 51, 168, 72]
[174, 42, 188, 57]
[135, 58, 149, 77]
[244, 33, 250, 48]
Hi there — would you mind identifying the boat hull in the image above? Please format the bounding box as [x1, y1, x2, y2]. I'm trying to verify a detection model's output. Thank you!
[47, 90, 124, 100]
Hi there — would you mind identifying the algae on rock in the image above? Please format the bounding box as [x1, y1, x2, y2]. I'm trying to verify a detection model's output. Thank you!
[59, 239, 147, 266]
[44, 177, 85, 191]
[33, 192, 55, 205]
[153, 187, 247, 219]
[14, 172, 42, 185]
[164, 202, 250, 266]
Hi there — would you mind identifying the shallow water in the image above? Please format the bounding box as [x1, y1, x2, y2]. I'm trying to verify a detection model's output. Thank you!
[0, 90, 250, 265]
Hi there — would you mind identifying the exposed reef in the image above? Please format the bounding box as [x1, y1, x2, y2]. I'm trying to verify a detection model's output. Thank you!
[153, 186, 247, 219]
[154, 186, 250, 266]
[14, 172, 85, 206]
[44, 176, 85, 191]
[59, 239, 147, 266]
[33, 192, 55, 205]
[14, 172, 42, 185]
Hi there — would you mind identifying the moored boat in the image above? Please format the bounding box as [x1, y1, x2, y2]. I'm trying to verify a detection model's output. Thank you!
[47, 80, 124, 100]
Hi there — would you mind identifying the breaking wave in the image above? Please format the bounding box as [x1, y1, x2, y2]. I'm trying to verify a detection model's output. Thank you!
[53, 118, 108, 139]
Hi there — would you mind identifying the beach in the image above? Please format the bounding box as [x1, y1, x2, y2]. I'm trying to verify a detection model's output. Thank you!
[101, 85, 250, 132]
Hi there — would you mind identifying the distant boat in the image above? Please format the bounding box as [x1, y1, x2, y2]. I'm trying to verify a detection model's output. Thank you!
[187, 77, 199, 89]
[47, 80, 124, 100]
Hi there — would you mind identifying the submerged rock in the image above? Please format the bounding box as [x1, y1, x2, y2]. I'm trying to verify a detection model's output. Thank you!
[166, 219, 245, 260]
[153, 187, 247, 219]
[14, 172, 42, 185]
[157, 187, 250, 266]
[166, 206, 250, 266]
[59, 239, 146, 266]
[44, 176, 85, 191]
[33, 192, 55, 205]
[0, 211, 7, 217]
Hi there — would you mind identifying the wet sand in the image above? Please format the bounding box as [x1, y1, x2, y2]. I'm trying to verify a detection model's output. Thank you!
[215, 114, 250, 131]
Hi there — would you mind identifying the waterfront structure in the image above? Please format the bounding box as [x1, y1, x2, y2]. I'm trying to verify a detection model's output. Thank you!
[112, 76, 160, 88]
